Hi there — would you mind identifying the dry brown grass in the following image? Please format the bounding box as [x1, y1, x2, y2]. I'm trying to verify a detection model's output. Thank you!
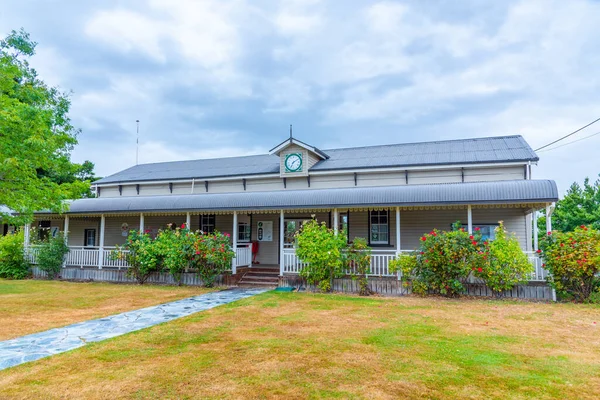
[0, 279, 213, 340]
[1, 292, 600, 399]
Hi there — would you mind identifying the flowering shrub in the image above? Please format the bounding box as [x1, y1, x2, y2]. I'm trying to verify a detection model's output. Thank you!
[344, 237, 372, 296]
[154, 224, 196, 285]
[114, 230, 163, 284]
[473, 222, 532, 296]
[541, 225, 600, 302]
[296, 219, 346, 292]
[390, 224, 486, 297]
[0, 231, 29, 279]
[190, 230, 235, 287]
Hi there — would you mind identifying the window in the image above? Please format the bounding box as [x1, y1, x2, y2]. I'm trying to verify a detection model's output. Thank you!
[238, 222, 251, 242]
[369, 210, 389, 245]
[84, 229, 96, 247]
[38, 220, 51, 241]
[460, 224, 498, 241]
[200, 215, 216, 233]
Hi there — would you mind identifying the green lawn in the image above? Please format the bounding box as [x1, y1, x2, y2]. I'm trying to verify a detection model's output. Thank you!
[0, 279, 213, 340]
[1, 290, 600, 399]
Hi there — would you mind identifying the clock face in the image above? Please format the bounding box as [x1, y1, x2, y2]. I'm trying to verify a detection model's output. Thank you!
[284, 153, 303, 172]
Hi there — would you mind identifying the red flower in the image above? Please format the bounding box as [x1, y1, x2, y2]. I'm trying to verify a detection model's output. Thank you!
[483, 241, 488, 246]
[580, 225, 586, 229]
[472, 241, 477, 246]
[421, 236, 427, 242]
[181, 223, 186, 229]
[144, 230, 151, 234]
[472, 267, 476, 271]
[469, 235, 474, 240]
[560, 243, 564, 247]
[477, 267, 483, 273]
[475, 227, 480, 231]
[542, 263, 545, 267]
[420, 251, 424, 255]
[196, 251, 200, 255]
[536, 249, 542, 254]
[547, 231, 552, 236]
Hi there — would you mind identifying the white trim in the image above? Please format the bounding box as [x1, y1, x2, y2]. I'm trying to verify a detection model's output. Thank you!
[309, 161, 533, 176]
[270, 138, 328, 159]
[94, 174, 281, 188]
[94, 161, 532, 188]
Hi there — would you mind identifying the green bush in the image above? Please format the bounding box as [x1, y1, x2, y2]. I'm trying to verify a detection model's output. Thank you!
[296, 219, 346, 292]
[390, 224, 486, 297]
[191, 230, 235, 287]
[37, 234, 69, 279]
[0, 231, 29, 279]
[154, 224, 195, 285]
[541, 225, 600, 302]
[345, 237, 372, 296]
[473, 222, 532, 296]
[114, 230, 163, 284]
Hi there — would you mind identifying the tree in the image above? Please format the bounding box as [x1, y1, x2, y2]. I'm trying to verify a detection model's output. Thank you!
[538, 176, 600, 235]
[0, 29, 90, 225]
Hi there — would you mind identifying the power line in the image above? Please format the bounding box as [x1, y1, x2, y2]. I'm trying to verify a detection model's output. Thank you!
[534, 116, 600, 151]
[537, 130, 600, 153]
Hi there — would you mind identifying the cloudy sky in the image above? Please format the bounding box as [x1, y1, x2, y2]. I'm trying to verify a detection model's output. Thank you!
[2, 0, 600, 192]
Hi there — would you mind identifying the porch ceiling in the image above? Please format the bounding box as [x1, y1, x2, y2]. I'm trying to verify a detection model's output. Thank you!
[61, 180, 558, 215]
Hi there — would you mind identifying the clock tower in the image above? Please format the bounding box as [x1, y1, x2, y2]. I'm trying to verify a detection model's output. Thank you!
[269, 134, 329, 178]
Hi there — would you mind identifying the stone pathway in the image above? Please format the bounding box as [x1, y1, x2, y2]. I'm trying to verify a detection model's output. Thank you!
[0, 288, 267, 371]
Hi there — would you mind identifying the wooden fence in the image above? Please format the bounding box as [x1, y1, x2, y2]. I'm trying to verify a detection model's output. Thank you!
[31, 266, 226, 286]
[278, 276, 554, 301]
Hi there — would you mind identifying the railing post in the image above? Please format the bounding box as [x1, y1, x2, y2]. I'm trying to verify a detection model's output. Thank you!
[279, 209, 284, 276]
[98, 214, 105, 269]
[139, 213, 145, 233]
[467, 205, 473, 235]
[63, 216, 69, 268]
[546, 203, 554, 234]
[186, 212, 191, 229]
[396, 206, 401, 280]
[232, 211, 238, 275]
[333, 208, 339, 234]
[533, 210, 539, 251]
[23, 223, 31, 251]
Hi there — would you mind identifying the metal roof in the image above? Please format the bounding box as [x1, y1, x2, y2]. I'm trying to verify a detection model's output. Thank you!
[95, 135, 539, 185]
[64, 180, 558, 214]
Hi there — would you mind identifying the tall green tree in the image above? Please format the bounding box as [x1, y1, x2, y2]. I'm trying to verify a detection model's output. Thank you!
[538, 175, 600, 234]
[1, 29, 90, 224]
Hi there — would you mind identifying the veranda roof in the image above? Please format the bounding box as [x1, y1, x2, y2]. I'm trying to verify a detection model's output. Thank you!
[62, 180, 558, 214]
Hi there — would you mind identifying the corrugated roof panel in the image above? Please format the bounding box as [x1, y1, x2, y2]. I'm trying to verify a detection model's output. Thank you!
[65, 180, 558, 214]
[95, 135, 539, 184]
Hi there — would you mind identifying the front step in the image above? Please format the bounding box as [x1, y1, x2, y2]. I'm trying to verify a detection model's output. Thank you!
[237, 267, 279, 287]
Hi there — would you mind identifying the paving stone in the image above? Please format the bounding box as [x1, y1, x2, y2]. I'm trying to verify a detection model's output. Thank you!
[0, 288, 266, 371]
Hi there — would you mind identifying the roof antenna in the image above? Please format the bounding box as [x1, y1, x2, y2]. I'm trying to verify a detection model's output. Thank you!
[290, 124, 293, 139]
[136, 120, 140, 165]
